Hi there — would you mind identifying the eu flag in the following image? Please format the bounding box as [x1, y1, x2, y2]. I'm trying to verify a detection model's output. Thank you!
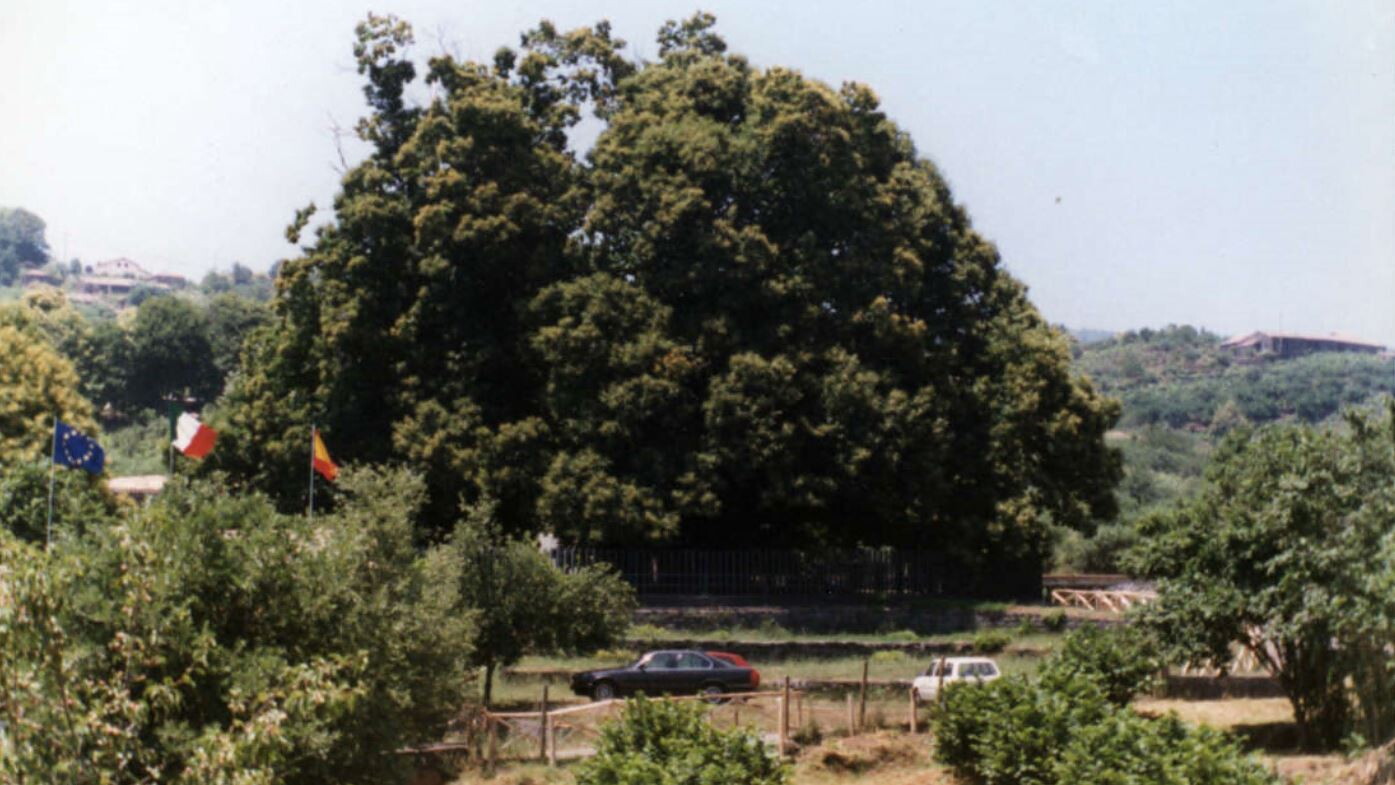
[53, 421, 104, 474]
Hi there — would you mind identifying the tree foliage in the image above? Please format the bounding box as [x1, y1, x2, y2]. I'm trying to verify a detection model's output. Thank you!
[932, 668, 1275, 785]
[576, 696, 789, 785]
[1128, 401, 1395, 749]
[450, 501, 636, 704]
[212, 14, 1120, 581]
[0, 468, 476, 784]
[0, 206, 50, 284]
[0, 316, 98, 465]
[128, 296, 221, 408]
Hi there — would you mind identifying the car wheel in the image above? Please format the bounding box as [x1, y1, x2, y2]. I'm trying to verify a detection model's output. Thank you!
[592, 681, 617, 701]
[699, 684, 725, 704]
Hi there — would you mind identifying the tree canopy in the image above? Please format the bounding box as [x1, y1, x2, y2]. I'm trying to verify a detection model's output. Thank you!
[0, 313, 98, 466]
[1128, 402, 1395, 749]
[212, 14, 1120, 579]
[0, 206, 50, 285]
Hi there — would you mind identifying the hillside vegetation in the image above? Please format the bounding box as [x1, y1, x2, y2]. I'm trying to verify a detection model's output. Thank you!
[1075, 325, 1393, 430]
[1057, 325, 1395, 573]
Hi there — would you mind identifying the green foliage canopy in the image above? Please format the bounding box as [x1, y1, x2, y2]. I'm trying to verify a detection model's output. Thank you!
[128, 295, 221, 408]
[450, 501, 636, 704]
[213, 14, 1120, 579]
[1128, 402, 1395, 749]
[0, 468, 476, 784]
[0, 206, 50, 284]
[0, 316, 98, 465]
[576, 696, 789, 785]
[931, 668, 1275, 785]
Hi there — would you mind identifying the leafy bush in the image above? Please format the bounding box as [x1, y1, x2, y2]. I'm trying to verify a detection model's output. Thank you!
[576, 696, 789, 785]
[1042, 610, 1069, 632]
[884, 629, 919, 643]
[972, 629, 1012, 653]
[932, 674, 1111, 785]
[870, 649, 908, 663]
[931, 672, 1277, 785]
[0, 468, 477, 785]
[1053, 712, 1274, 785]
[1039, 625, 1163, 705]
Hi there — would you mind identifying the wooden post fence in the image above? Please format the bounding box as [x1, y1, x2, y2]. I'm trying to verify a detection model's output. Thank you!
[908, 688, 918, 734]
[779, 676, 791, 755]
[857, 659, 869, 731]
[539, 686, 550, 763]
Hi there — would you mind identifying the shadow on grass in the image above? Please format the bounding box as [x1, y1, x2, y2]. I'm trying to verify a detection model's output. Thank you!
[1229, 721, 1301, 753]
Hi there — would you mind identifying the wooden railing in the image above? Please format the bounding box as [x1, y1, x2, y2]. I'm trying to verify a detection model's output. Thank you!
[1048, 587, 1156, 612]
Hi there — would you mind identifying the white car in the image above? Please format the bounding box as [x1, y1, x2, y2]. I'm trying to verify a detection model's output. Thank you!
[911, 657, 1001, 702]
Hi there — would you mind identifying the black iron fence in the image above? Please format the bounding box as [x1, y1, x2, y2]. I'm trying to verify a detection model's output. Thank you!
[548, 547, 1024, 599]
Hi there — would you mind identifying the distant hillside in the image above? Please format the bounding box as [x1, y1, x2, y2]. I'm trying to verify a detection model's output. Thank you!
[1068, 327, 1116, 345]
[1074, 324, 1395, 430]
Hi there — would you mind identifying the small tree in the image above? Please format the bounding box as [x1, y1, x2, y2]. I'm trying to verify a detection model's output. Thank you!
[577, 697, 789, 785]
[1128, 403, 1395, 749]
[450, 502, 636, 704]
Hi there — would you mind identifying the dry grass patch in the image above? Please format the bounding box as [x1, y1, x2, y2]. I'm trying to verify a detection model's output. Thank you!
[1134, 697, 1294, 730]
[794, 732, 955, 785]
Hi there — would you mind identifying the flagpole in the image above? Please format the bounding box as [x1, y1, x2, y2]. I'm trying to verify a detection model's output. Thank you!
[308, 423, 316, 520]
[46, 416, 57, 550]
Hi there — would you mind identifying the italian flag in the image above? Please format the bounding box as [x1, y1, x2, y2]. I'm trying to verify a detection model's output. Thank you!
[172, 412, 217, 459]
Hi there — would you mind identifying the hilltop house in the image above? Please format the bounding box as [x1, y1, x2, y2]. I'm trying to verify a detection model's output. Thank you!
[1220, 331, 1387, 359]
[76, 257, 186, 298]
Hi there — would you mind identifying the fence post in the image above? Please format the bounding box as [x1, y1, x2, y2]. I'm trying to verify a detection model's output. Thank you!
[857, 659, 869, 731]
[779, 676, 791, 755]
[486, 715, 499, 773]
[845, 692, 855, 735]
[547, 721, 558, 767]
[908, 688, 918, 734]
[539, 686, 549, 763]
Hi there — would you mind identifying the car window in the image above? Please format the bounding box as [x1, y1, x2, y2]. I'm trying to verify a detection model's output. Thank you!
[927, 661, 947, 677]
[676, 652, 712, 669]
[643, 652, 681, 670]
[981, 663, 998, 677]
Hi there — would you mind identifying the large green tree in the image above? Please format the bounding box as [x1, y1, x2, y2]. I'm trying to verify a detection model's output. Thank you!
[0, 206, 50, 284]
[213, 14, 1119, 583]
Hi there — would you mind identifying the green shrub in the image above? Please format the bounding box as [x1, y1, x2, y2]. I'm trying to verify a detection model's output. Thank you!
[0, 469, 476, 785]
[1053, 712, 1275, 785]
[1040, 625, 1163, 705]
[576, 696, 789, 785]
[1043, 610, 1069, 632]
[972, 629, 1012, 653]
[870, 649, 907, 663]
[931, 671, 1277, 785]
[932, 674, 1111, 785]
[884, 629, 919, 643]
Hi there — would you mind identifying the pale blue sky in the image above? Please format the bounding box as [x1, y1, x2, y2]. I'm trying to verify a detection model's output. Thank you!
[2, 0, 1391, 344]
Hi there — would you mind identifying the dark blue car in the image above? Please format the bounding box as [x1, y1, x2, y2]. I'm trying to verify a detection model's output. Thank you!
[570, 649, 761, 701]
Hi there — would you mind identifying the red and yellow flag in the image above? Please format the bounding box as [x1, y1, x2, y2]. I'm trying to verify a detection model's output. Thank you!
[312, 429, 338, 482]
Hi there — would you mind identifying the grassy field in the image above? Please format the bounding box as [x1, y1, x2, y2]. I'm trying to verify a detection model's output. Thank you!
[491, 650, 1046, 710]
[626, 623, 1066, 649]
